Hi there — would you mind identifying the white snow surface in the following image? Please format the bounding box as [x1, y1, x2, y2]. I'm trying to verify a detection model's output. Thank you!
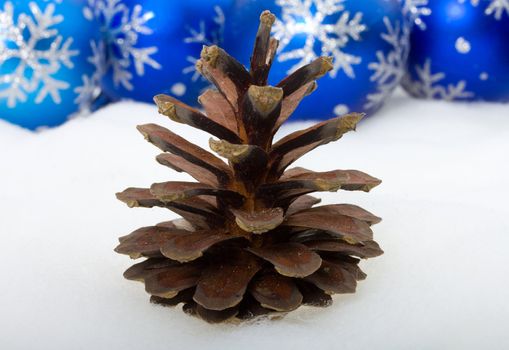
[1, 92, 508, 349]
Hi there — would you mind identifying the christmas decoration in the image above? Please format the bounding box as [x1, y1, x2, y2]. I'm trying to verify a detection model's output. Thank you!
[403, 0, 509, 102]
[401, 0, 431, 29]
[0, 0, 104, 130]
[223, 0, 409, 120]
[115, 11, 382, 323]
[89, 0, 234, 106]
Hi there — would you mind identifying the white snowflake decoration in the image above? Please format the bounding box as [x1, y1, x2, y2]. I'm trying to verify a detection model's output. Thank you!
[272, 0, 366, 79]
[74, 40, 106, 114]
[485, 0, 509, 19]
[0, 1, 78, 108]
[402, 0, 431, 29]
[83, 0, 161, 90]
[365, 17, 410, 110]
[183, 6, 226, 82]
[403, 59, 474, 100]
[460, 0, 509, 20]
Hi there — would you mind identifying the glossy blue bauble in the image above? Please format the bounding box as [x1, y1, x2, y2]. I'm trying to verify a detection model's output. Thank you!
[403, 0, 509, 102]
[0, 0, 104, 130]
[224, 0, 409, 120]
[94, 0, 234, 106]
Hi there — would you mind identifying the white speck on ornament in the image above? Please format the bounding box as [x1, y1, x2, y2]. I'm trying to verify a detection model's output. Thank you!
[480, 72, 489, 80]
[455, 37, 471, 54]
[334, 104, 349, 116]
[171, 83, 186, 97]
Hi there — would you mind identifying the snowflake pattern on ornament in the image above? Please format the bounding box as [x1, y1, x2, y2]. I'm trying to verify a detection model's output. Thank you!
[402, 59, 474, 100]
[83, 0, 161, 91]
[272, 0, 366, 78]
[74, 40, 106, 114]
[459, 0, 509, 20]
[401, 0, 431, 29]
[365, 17, 410, 110]
[183, 6, 226, 82]
[485, 0, 509, 19]
[0, 1, 78, 108]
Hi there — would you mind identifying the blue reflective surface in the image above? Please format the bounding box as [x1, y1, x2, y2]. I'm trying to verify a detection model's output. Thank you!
[100, 0, 234, 106]
[403, 0, 509, 102]
[0, 0, 101, 130]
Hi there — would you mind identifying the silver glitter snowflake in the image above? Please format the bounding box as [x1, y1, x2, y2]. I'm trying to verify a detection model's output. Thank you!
[365, 17, 410, 110]
[182, 6, 226, 83]
[402, 59, 474, 100]
[402, 0, 431, 29]
[460, 0, 509, 20]
[74, 40, 106, 114]
[272, 0, 366, 78]
[83, 0, 161, 90]
[0, 1, 78, 108]
[486, 0, 509, 19]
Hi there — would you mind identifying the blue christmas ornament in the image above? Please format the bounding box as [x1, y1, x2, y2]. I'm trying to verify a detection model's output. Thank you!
[0, 0, 104, 130]
[402, 0, 509, 102]
[89, 0, 234, 106]
[224, 0, 410, 120]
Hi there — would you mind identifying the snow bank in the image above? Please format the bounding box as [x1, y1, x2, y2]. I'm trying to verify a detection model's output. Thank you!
[1, 91, 508, 349]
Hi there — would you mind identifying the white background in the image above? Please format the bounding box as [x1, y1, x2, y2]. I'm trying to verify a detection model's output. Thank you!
[1, 92, 508, 349]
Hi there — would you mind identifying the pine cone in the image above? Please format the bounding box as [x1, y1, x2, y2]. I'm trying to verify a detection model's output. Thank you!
[115, 10, 382, 323]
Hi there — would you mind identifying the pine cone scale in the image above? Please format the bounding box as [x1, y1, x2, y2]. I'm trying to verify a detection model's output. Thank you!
[249, 273, 303, 312]
[192, 250, 262, 311]
[250, 11, 276, 85]
[198, 90, 238, 132]
[284, 211, 374, 244]
[115, 226, 187, 259]
[116, 187, 165, 208]
[304, 259, 359, 295]
[194, 304, 239, 323]
[159, 230, 242, 263]
[155, 153, 220, 187]
[276, 82, 317, 129]
[247, 243, 322, 278]
[137, 124, 232, 183]
[123, 258, 178, 281]
[153, 94, 242, 144]
[276, 56, 333, 97]
[305, 240, 384, 259]
[144, 263, 203, 298]
[285, 195, 322, 216]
